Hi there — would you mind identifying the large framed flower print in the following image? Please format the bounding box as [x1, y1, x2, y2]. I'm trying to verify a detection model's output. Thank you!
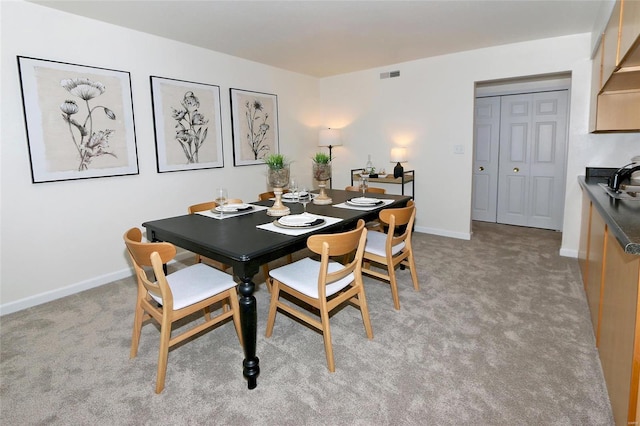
[230, 88, 279, 166]
[17, 56, 138, 183]
[150, 76, 224, 172]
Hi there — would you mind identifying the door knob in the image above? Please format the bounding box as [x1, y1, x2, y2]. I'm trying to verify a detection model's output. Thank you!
[478, 166, 484, 171]
[513, 167, 520, 173]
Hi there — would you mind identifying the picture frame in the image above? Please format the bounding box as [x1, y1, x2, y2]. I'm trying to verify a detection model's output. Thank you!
[17, 56, 138, 183]
[150, 76, 224, 172]
[230, 88, 279, 166]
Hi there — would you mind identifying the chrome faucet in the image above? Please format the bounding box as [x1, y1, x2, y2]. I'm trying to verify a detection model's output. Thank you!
[610, 163, 640, 192]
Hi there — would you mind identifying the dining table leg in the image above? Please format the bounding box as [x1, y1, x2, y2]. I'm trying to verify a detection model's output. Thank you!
[237, 275, 259, 389]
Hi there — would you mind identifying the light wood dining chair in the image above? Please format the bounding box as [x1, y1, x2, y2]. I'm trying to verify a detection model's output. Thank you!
[123, 228, 243, 393]
[189, 199, 290, 291]
[255, 192, 293, 290]
[344, 185, 386, 194]
[258, 190, 289, 201]
[265, 220, 373, 372]
[362, 201, 418, 310]
[188, 200, 243, 273]
[344, 185, 387, 231]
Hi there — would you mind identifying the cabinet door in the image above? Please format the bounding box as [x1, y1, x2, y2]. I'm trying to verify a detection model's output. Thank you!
[595, 91, 640, 132]
[578, 192, 592, 286]
[603, 1, 623, 79]
[590, 37, 605, 132]
[598, 232, 640, 426]
[620, 0, 640, 62]
[586, 209, 607, 341]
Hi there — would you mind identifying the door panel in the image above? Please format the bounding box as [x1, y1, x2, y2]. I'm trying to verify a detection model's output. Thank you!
[504, 174, 527, 223]
[472, 97, 500, 222]
[532, 176, 553, 217]
[473, 173, 491, 212]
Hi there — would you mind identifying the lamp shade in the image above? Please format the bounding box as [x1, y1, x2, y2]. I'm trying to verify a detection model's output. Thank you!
[318, 128, 342, 147]
[390, 147, 407, 163]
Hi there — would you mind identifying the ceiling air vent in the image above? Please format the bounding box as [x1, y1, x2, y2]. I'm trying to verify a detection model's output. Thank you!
[380, 70, 401, 79]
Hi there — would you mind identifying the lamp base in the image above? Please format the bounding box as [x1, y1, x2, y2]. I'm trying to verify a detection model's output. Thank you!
[393, 162, 404, 179]
[313, 181, 332, 205]
[267, 187, 290, 216]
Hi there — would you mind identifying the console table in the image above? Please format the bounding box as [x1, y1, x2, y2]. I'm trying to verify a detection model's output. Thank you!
[351, 168, 415, 199]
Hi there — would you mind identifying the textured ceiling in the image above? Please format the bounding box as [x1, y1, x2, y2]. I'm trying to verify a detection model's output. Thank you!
[31, 0, 608, 77]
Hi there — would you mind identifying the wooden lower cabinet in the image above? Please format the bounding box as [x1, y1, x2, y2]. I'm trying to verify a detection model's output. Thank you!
[581, 193, 640, 425]
[599, 234, 640, 426]
[579, 194, 591, 281]
[587, 209, 607, 343]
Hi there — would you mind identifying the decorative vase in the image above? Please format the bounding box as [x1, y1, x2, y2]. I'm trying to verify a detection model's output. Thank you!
[313, 162, 332, 205]
[267, 165, 291, 216]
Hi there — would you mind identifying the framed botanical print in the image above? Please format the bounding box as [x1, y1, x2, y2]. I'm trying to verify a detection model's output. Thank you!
[150, 76, 224, 172]
[17, 56, 138, 183]
[229, 88, 279, 166]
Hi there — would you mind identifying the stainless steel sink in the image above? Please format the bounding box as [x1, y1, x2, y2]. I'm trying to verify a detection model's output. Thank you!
[599, 183, 640, 200]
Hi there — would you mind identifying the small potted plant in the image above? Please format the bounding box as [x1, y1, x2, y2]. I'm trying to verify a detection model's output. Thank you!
[312, 152, 333, 205]
[265, 153, 290, 216]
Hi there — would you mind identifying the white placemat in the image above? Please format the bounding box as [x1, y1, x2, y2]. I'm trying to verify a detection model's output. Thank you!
[196, 204, 269, 220]
[256, 214, 342, 236]
[333, 199, 395, 211]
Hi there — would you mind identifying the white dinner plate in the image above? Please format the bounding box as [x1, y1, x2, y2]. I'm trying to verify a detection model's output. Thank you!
[214, 203, 252, 212]
[278, 214, 316, 226]
[282, 192, 311, 199]
[348, 197, 379, 205]
[274, 215, 325, 229]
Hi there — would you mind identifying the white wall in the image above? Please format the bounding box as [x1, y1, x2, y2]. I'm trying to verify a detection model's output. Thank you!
[320, 33, 639, 254]
[0, 1, 320, 313]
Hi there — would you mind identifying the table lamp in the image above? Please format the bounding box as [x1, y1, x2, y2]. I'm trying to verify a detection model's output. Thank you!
[318, 128, 342, 161]
[390, 147, 407, 179]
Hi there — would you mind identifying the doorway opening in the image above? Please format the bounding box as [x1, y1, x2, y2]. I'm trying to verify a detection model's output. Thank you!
[472, 73, 571, 231]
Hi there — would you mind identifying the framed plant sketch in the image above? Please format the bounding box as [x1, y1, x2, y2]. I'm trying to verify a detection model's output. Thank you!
[17, 56, 138, 183]
[230, 88, 279, 166]
[150, 76, 224, 172]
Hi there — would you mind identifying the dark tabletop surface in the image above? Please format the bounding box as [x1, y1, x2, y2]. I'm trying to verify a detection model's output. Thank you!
[143, 189, 412, 275]
[579, 175, 640, 256]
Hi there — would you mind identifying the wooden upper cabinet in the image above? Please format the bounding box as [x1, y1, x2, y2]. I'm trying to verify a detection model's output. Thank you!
[620, 0, 640, 63]
[603, 0, 622, 79]
[592, 0, 640, 132]
[590, 37, 605, 132]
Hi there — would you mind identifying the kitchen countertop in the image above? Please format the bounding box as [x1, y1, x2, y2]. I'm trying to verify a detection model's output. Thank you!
[579, 173, 640, 256]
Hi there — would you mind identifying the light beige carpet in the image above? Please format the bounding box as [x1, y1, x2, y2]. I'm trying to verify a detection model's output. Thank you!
[0, 222, 613, 425]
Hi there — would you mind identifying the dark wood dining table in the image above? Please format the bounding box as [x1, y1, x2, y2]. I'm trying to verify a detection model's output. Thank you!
[142, 188, 412, 389]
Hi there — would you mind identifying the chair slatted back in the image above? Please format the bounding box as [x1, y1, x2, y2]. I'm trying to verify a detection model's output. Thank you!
[258, 190, 290, 201]
[188, 199, 244, 214]
[344, 186, 386, 194]
[123, 228, 175, 303]
[307, 220, 367, 296]
[379, 203, 416, 248]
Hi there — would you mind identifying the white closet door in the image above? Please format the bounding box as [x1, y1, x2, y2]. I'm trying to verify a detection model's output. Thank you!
[472, 97, 500, 222]
[496, 91, 568, 230]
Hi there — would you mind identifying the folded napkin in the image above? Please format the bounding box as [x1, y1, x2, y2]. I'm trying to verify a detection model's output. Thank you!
[333, 199, 395, 211]
[196, 204, 269, 220]
[257, 214, 342, 236]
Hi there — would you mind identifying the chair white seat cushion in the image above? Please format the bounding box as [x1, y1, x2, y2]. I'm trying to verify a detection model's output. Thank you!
[149, 263, 236, 310]
[365, 230, 406, 257]
[269, 258, 354, 299]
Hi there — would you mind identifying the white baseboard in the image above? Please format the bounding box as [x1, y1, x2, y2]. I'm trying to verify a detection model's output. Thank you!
[0, 252, 192, 316]
[559, 248, 578, 258]
[413, 225, 472, 240]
